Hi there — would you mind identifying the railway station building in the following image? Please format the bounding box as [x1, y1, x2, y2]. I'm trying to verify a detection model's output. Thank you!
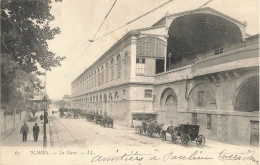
[71, 7, 259, 146]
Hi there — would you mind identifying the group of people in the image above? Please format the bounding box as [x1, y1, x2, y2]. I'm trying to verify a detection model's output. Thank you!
[20, 123, 40, 142]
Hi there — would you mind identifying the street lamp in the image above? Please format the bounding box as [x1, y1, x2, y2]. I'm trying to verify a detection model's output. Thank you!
[168, 53, 172, 71]
[42, 95, 47, 148]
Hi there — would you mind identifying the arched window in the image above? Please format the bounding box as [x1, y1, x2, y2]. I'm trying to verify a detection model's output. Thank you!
[99, 95, 102, 102]
[94, 71, 96, 87]
[110, 58, 114, 81]
[115, 92, 119, 101]
[234, 76, 259, 112]
[97, 68, 100, 86]
[86, 76, 89, 89]
[109, 93, 113, 101]
[117, 54, 121, 78]
[83, 78, 86, 91]
[101, 66, 104, 84]
[136, 37, 165, 57]
[91, 73, 94, 88]
[106, 62, 109, 82]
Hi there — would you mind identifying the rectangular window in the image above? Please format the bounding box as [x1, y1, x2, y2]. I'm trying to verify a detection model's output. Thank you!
[136, 58, 145, 75]
[144, 89, 152, 98]
[198, 91, 205, 106]
[207, 114, 211, 130]
[192, 113, 197, 125]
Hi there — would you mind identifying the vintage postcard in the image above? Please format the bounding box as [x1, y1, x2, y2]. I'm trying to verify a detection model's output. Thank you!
[0, 0, 259, 165]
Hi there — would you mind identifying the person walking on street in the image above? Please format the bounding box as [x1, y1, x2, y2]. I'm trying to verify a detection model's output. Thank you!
[20, 123, 29, 142]
[33, 123, 40, 142]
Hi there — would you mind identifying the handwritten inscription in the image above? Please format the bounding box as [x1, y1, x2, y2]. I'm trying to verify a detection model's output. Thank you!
[219, 149, 259, 164]
[91, 151, 148, 162]
[17, 149, 258, 164]
[163, 150, 213, 161]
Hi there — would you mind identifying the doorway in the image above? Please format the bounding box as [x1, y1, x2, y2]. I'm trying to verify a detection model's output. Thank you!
[156, 59, 164, 74]
[250, 121, 259, 146]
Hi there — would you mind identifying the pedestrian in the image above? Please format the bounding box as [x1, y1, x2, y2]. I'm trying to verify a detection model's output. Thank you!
[33, 123, 40, 142]
[20, 123, 29, 142]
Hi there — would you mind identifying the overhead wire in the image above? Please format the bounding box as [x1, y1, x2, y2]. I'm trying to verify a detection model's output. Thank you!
[68, 0, 118, 73]
[142, 0, 214, 45]
[94, 0, 213, 42]
[69, 0, 213, 77]
[93, 0, 175, 42]
[89, 0, 118, 42]
[197, 0, 213, 9]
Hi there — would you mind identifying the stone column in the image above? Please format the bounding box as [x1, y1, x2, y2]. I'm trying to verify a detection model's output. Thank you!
[164, 35, 169, 72]
[130, 33, 139, 79]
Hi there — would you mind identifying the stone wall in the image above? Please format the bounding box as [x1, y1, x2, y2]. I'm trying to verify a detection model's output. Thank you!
[0, 110, 27, 140]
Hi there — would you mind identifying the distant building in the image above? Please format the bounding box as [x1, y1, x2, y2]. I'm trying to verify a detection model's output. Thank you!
[30, 89, 45, 115]
[71, 8, 259, 146]
[63, 95, 71, 109]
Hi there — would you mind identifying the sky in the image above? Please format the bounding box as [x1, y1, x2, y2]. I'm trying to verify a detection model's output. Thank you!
[45, 0, 259, 100]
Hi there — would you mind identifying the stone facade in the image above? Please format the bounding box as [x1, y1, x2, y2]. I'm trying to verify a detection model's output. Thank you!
[71, 8, 259, 146]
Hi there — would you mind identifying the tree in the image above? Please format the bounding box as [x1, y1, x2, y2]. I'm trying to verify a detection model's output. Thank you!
[1, 54, 41, 112]
[1, 0, 65, 74]
[1, 0, 63, 112]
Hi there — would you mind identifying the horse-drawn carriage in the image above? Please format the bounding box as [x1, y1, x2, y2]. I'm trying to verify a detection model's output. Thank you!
[162, 124, 205, 146]
[95, 114, 103, 124]
[71, 109, 80, 119]
[79, 110, 86, 118]
[65, 109, 80, 119]
[137, 121, 164, 137]
[101, 117, 113, 128]
[59, 108, 68, 118]
[86, 113, 95, 121]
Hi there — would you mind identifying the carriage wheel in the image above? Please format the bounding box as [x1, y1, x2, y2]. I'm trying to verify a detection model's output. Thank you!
[171, 133, 177, 143]
[196, 135, 205, 147]
[181, 134, 191, 145]
[148, 127, 154, 137]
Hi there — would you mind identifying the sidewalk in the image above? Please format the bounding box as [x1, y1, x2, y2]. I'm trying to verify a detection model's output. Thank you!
[0, 111, 51, 148]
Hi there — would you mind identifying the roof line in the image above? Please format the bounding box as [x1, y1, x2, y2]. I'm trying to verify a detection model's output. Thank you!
[72, 31, 136, 84]
[152, 7, 246, 27]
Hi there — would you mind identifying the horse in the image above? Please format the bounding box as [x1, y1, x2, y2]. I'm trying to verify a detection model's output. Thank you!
[161, 125, 178, 142]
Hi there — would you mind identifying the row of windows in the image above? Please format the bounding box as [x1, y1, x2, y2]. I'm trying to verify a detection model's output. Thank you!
[136, 37, 165, 57]
[73, 89, 152, 103]
[72, 90, 126, 103]
[72, 54, 123, 93]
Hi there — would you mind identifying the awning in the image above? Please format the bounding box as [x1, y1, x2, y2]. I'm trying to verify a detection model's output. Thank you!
[131, 111, 158, 115]
[29, 95, 44, 102]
